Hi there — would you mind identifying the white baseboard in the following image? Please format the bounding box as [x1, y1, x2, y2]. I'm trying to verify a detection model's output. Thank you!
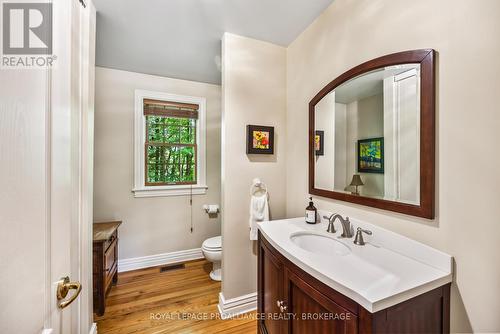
[118, 248, 204, 272]
[89, 322, 97, 334]
[42, 322, 96, 334]
[217, 292, 257, 319]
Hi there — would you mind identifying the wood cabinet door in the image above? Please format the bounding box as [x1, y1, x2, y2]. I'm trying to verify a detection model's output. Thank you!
[258, 242, 285, 334]
[284, 269, 358, 334]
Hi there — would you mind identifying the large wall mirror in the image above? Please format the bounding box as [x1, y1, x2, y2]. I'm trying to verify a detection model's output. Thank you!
[309, 50, 435, 219]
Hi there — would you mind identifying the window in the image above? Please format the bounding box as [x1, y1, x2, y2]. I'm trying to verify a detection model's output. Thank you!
[133, 90, 207, 197]
[144, 99, 197, 185]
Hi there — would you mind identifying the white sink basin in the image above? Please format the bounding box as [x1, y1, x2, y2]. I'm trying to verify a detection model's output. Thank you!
[290, 231, 351, 256]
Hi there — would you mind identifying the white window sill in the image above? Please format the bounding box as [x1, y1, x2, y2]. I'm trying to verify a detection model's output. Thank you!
[132, 185, 208, 198]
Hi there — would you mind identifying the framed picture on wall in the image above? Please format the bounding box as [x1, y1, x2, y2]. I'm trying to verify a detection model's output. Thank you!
[315, 131, 324, 156]
[246, 125, 274, 154]
[358, 137, 384, 173]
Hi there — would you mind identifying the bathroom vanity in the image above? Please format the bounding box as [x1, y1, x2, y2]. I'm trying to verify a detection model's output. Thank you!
[257, 217, 452, 334]
[258, 49, 447, 333]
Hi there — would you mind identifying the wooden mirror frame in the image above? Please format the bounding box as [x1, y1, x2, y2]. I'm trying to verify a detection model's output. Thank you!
[309, 49, 436, 219]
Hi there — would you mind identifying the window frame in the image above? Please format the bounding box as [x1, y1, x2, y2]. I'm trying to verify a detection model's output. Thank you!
[133, 90, 207, 197]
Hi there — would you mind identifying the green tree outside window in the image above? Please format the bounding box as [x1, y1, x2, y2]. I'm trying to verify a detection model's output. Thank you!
[145, 115, 196, 185]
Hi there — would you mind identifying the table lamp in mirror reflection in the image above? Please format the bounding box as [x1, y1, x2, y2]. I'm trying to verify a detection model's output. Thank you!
[349, 174, 364, 195]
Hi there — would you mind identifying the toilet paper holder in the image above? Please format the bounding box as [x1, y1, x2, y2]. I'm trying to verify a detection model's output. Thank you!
[203, 204, 220, 214]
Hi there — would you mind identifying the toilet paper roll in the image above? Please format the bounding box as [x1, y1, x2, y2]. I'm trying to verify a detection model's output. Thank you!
[204, 204, 219, 214]
[208, 205, 219, 214]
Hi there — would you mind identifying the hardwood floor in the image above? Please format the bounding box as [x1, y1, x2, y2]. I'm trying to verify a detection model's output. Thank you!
[95, 260, 257, 334]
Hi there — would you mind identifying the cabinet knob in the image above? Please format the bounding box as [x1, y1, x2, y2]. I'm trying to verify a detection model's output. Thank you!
[277, 300, 287, 312]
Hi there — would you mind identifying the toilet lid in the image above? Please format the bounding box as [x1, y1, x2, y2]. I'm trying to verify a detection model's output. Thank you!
[203, 236, 222, 250]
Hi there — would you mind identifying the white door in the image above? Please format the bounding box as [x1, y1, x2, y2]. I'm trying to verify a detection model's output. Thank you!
[383, 68, 420, 203]
[0, 0, 96, 333]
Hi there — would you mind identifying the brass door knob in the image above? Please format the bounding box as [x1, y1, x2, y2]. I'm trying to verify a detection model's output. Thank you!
[56, 276, 82, 309]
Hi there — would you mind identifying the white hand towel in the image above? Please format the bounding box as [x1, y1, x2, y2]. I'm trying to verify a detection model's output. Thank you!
[249, 193, 269, 241]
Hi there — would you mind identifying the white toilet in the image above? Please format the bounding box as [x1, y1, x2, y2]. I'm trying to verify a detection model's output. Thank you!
[201, 235, 222, 281]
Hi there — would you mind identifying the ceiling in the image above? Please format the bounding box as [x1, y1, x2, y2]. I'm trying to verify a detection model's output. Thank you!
[334, 65, 420, 104]
[93, 0, 334, 84]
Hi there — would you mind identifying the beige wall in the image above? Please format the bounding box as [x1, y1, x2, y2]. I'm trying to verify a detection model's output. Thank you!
[286, 0, 500, 332]
[221, 33, 287, 299]
[94, 67, 221, 260]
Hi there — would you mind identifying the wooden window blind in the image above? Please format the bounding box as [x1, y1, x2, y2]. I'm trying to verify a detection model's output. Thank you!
[143, 99, 199, 119]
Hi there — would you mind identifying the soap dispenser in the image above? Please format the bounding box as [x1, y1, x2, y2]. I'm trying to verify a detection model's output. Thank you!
[305, 197, 317, 224]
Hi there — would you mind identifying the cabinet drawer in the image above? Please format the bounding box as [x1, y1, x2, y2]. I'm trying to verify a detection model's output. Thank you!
[104, 238, 117, 289]
[103, 230, 117, 253]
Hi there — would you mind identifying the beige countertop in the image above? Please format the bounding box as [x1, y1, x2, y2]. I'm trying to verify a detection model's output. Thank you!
[93, 221, 122, 242]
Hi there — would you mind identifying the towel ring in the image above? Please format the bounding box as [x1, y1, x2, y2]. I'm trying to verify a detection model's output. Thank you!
[251, 178, 268, 195]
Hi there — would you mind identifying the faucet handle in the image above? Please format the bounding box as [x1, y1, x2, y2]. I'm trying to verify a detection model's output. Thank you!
[353, 227, 372, 246]
[326, 220, 336, 233]
[359, 227, 372, 235]
[323, 214, 337, 233]
[323, 213, 338, 221]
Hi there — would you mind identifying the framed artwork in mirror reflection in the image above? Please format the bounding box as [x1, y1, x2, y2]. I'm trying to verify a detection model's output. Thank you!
[358, 137, 384, 173]
[315, 131, 324, 156]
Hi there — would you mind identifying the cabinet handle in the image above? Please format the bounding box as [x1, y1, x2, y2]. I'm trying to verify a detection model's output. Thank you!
[280, 305, 288, 312]
[276, 300, 284, 307]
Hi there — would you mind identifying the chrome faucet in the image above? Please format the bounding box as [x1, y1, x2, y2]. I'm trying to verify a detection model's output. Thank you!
[323, 214, 354, 238]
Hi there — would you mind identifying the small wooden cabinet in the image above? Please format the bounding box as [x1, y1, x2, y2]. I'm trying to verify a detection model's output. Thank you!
[93, 221, 121, 316]
[258, 231, 450, 334]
